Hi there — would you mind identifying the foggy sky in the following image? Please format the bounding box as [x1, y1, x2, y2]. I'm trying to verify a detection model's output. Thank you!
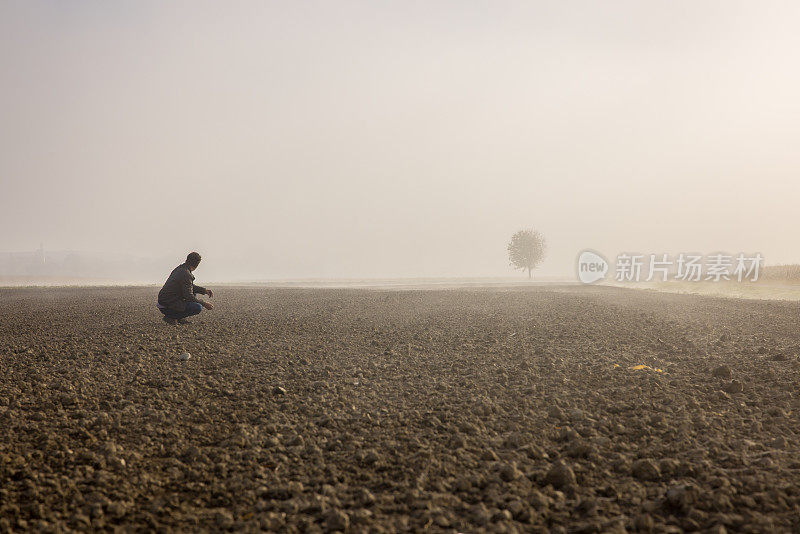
[2, 1, 800, 281]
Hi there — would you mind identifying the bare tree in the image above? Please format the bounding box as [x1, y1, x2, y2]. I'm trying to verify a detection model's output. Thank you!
[507, 229, 547, 279]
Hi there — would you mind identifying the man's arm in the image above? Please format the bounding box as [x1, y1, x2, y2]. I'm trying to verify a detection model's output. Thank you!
[181, 272, 200, 303]
[193, 284, 213, 298]
[185, 275, 213, 308]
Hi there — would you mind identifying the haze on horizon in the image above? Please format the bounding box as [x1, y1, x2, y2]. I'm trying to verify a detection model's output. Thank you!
[2, 1, 800, 282]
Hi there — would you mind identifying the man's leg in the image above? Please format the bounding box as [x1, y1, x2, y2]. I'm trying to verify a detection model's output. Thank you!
[161, 303, 203, 321]
[180, 302, 203, 320]
[158, 306, 177, 324]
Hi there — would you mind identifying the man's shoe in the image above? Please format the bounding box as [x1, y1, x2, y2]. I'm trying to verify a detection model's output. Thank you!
[177, 319, 193, 325]
[162, 316, 177, 325]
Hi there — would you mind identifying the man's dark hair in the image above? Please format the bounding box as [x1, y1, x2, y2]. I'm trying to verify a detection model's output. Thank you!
[186, 252, 202, 268]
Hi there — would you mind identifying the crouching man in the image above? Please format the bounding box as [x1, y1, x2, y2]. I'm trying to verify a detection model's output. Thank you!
[157, 252, 214, 325]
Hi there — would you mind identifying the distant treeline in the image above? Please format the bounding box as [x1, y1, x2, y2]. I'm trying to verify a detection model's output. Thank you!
[760, 264, 800, 281]
[0, 249, 169, 282]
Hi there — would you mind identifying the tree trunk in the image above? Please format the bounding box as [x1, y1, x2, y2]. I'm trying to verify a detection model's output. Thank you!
[528, 267, 531, 279]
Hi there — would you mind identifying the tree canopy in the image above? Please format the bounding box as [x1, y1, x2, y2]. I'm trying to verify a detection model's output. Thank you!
[507, 229, 547, 278]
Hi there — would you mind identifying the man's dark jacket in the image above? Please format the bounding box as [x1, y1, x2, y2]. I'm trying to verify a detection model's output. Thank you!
[158, 263, 207, 312]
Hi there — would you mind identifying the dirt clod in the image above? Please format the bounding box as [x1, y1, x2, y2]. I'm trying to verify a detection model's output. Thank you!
[545, 460, 577, 489]
[631, 459, 661, 481]
[711, 365, 732, 378]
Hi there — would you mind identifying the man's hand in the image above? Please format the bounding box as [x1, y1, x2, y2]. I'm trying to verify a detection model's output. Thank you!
[206, 289, 213, 298]
[202, 301, 214, 310]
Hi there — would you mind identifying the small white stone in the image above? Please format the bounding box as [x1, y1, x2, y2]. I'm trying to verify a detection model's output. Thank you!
[179, 352, 191, 361]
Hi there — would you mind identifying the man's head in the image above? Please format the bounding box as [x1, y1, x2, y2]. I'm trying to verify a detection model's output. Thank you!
[186, 252, 202, 271]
